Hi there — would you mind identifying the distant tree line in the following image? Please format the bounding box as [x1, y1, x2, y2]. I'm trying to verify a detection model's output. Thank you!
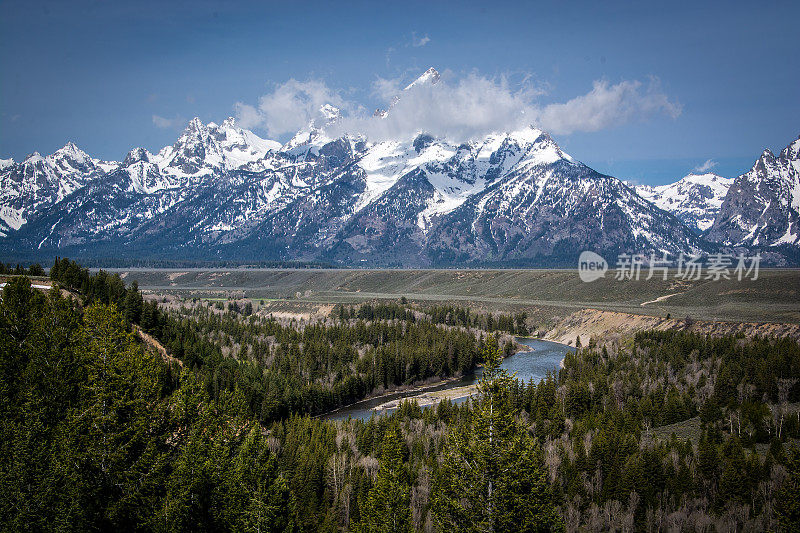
[47, 257, 338, 269]
[333, 302, 531, 336]
[0, 263, 45, 277]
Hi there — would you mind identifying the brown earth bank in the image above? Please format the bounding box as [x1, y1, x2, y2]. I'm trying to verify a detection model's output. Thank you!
[545, 308, 800, 346]
[133, 325, 183, 368]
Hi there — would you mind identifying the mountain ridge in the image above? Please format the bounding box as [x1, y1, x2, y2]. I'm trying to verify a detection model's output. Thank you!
[706, 136, 800, 248]
[2, 69, 798, 266]
[636, 172, 734, 233]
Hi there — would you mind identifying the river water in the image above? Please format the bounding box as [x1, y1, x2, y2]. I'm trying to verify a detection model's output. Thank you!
[324, 338, 572, 421]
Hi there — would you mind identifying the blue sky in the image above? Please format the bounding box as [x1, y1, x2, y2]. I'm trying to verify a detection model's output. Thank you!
[1, 0, 798, 185]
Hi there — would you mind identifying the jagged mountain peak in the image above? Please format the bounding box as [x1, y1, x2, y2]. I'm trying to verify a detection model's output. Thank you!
[52, 141, 93, 164]
[405, 67, 440, 90]
[152, 116, 280, 176]
[209, 117, 281, 152]
[1, 141, 108, 234]
[319, 104, 341, 122]
[759, 148, 776, 161]
[374, 68, 442, 118]
[780, 134, 800, 160]
[18, 143, 96, 170]
[282, 104, 343, 153]
[207, 117, 239, 130]
[123, 147, 152, 165]
[506, 126, 564, 154]
[706, 133, 800, 248]
[56, 140, 81, 153]
[187, 116, 204, 130]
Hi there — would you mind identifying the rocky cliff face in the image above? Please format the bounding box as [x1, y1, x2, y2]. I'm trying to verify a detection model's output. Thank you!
[706, 136, 800, 248]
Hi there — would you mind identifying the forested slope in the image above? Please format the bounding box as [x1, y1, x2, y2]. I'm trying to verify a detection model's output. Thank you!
[2, 261, 800, 531]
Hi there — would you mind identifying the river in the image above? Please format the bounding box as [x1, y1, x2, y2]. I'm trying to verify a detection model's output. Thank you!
[324, 337, 572, 421]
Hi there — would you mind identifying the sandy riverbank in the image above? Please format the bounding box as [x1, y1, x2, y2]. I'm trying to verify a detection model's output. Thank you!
[319, 375, 471, 418]
[373, 383, 479, 411]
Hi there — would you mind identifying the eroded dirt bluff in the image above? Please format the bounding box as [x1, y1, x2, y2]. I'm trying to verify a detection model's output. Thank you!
[545, 308, 800, 346]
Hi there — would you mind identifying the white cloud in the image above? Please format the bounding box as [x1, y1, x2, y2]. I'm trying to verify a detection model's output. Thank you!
[411, 32, 431, 47]
[372, 76, 403, 102]
[693, 158, 717, 172]
[330, 71, 544, 142]
[234, 79, 353, 137]
[236, 70, 681, 143]
[152, 114, 185, 130]
[537, 79, 682, 135]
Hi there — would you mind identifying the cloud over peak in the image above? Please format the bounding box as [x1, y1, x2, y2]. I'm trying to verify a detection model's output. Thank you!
[693, 158, 718, 173]
[235, 69, 681, 143]
[235, 79, 354, 138]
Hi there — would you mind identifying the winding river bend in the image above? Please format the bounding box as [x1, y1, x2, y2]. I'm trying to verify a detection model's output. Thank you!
[325, 338, 572, 421]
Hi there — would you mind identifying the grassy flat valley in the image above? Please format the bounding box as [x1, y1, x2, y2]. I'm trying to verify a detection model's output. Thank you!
[113, 267, 800, 325]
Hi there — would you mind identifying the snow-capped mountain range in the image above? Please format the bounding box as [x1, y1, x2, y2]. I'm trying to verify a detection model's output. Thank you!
[1, 68, 798, 266]
[636, 173, 734, 233]
[0, 142, 116, 236]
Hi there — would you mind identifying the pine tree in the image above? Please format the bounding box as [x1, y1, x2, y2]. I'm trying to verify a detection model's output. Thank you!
[66, 303, 168, 528]
[775, 448, 800, 531]
[0, 278, 85, 530]
[697, 430, 720, 489]
[355, 426, 412, 533]
[28, 263, 45, 277]
[432, 337, 563, 532]
[224, 425, 299, 532]
[123, 281, 144, 324]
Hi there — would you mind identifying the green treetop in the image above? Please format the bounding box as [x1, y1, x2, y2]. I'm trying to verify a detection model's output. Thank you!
[432, 336, 563, 533]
